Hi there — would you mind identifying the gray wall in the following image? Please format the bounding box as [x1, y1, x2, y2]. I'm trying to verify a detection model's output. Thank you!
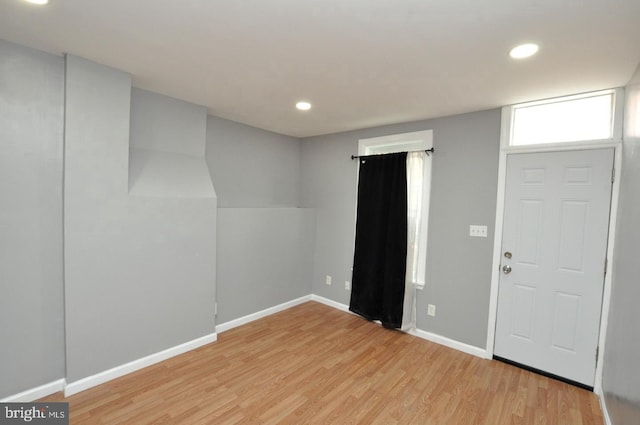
[129, 88, 216, 198]
[64, 55, 217, 382]
[206, 115, 301, 207]
[602, 74, 640, 425]
[0, 40, 66, 398]
[130, 88, 207, 157]
[217, 208, 314, 323]
[301, 109, 501, 348]
[206, 116, 314, 324]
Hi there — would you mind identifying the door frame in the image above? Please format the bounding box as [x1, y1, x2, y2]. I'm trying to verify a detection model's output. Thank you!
[486, 93, 624, 394]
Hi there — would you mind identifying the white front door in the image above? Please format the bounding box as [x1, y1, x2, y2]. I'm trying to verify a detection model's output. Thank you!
[494, 148, 613, 386]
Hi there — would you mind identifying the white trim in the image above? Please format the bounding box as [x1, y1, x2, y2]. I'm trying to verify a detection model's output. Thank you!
[612, 87, 625, 141]
[503, 139, 621, 154]
[358, 130, 433, 156]
[599, 391, 613, 425]
[64, 332, 217, 397]
[6, 295, 500, 402]
[593, 143, 622, 394]
[485, 107, 511, 357]
[310, 294, 489, 359]
[310, 294, 350, 312]
[409, 328, 490, 359]
[215, 295, 312, 334]
[1, 379, 66, 402]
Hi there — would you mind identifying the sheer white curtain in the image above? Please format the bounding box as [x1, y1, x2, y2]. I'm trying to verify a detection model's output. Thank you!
[401, 151, 429, 330]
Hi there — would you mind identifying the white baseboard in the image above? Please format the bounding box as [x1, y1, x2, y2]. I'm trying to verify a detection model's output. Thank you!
[598, 390, 613, 425]
[310, 294, 350, 312]
[309, 295, 488, 360]
[309, 295, 488, 359]
[1, 379, 66, 402]
[6, 294, 492, 402]
[409, 328, 489, 359]
[65, 332, 217, 397]
[216, 295, 312, 333]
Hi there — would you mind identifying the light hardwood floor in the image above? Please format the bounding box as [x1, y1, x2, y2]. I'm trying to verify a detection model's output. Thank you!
[41, 301, 603, 424]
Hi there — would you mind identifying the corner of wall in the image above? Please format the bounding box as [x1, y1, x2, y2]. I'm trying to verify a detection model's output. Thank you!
[128, 88, 216, 199]
[63, 55, 218, 386]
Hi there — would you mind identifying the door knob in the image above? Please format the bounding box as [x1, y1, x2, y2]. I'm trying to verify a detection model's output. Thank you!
[502, 265, 512, 274]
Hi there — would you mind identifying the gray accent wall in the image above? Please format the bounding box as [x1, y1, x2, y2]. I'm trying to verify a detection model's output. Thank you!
[216, 208, 314, 323]
[130, 88, 207, 157]
[129, 88, 216, 199]
[301, 109, 501, 348]
[0, 40, 66, 398]
[206, 115, 301, 207]
[64, 55, 217, 382]
[601, 75, 640, 425]
[206, 116, 314, 324]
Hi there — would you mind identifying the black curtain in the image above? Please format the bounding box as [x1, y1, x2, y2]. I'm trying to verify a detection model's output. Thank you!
[349, 152, 407, 329]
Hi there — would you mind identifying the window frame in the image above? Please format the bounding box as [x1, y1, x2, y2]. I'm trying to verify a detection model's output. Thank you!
[502, 88, 624, 151]
[359, 130, 433, 156]
[357, 130, 433, 290]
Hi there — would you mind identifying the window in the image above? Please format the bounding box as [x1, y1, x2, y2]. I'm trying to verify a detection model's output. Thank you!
[358, 130, 432, 289]
[510, 90, 616, 147]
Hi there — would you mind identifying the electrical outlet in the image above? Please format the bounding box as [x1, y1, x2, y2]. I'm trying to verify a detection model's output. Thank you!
[469, 225, 488, 238]
[345, 281, 351, 290]
[325, 275, 332, 285]
[427, 304, 436, 317]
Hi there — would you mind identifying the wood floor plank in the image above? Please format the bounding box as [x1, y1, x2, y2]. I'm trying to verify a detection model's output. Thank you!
[40, 302, 603, 424]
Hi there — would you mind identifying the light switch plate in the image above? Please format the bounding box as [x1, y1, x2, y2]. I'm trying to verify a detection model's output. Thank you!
[469, 225, 488, 237]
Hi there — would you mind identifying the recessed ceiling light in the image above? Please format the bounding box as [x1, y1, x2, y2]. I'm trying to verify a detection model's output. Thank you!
[296, 101, 312, 111]
[509, 43, 539, 59]
[24, 0, 49, 4]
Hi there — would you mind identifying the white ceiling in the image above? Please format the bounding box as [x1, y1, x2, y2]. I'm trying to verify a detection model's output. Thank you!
[1, 0, 639, 138]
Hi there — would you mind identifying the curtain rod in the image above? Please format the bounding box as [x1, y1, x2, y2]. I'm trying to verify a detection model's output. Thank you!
[350, 148, 434, 160]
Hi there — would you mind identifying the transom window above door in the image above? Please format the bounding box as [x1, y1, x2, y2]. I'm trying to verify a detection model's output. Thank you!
[506, 89, 622, 147]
